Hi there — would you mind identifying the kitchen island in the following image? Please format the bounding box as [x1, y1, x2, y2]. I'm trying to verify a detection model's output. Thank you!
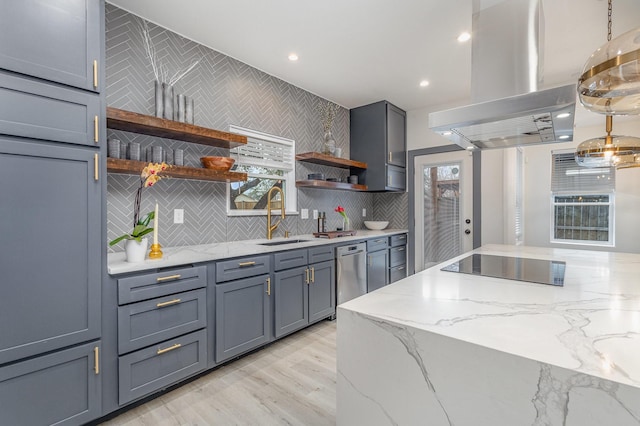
[337, 244, 640, 425]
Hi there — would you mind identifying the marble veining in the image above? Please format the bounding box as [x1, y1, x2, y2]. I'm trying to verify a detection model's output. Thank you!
[108, 229, 406, 275]
[337, 245, 640, 425]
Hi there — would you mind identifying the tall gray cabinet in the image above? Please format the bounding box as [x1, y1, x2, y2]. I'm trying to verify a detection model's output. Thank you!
[0, 1, 105, 425]
[350, 100, 407, 191]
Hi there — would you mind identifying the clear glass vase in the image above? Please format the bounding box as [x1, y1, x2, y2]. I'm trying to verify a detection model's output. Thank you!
[323, 131, 336, 155]
[342, 216, 350, 231]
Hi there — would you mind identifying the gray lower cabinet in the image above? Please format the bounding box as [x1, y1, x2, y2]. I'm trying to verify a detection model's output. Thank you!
[273, 247, 335, 338]
[0, 341, 101, 426]
[215, 273, 272, 363]
[389, 234, 408, 283]
[0, 0, 103, 92]
[0, 137, 101, 365]
[367, 238, 389, 293]
[116, 266, 207, 405]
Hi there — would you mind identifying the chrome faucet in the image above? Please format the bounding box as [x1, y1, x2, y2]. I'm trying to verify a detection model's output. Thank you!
[266, 186, 285, 239]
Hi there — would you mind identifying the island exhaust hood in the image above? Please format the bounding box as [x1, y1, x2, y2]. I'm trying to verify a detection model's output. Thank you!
[429, 0, 576, 150]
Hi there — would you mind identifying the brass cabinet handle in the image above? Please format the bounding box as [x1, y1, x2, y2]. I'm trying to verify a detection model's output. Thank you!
[389, 151, 392, 162]
[311, 267, 315, 283]
[93, 60, 98, 88]
[94, 153, 99, 181]
[305, 268, 309, 284]
[266, 277, 271, 296]
[398, 266, 405, 270]
[157, 343, 181, 355]
[94, 116, 99, 142]
[374, 239, 384, 243]
[397, 247, 405, 251]
[238, 261, 256, 267]
[157, 298, 181, 308]
[156, 274, 181, 282]
[94, 346, 99, 375]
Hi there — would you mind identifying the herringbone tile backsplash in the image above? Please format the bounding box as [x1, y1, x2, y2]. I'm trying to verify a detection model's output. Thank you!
[106, 5, 407, 251]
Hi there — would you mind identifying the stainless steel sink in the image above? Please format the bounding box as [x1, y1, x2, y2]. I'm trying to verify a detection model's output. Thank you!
[257, 239, 311, 246]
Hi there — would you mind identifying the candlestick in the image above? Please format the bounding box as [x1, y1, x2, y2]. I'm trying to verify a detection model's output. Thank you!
[153, 201, 159, 245]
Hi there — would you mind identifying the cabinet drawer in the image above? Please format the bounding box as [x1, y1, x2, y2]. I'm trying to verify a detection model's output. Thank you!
[389, 246, 407, 268]
[386, 164, 406, 191]
[367, 237, 388, 253]
[0, 341, 101, 426]
[274, 249, 308, 271]
[216, 255, 270, 283]
[389, 265, 407, 284]
[0, 71, 101, 146]
[118, 329, 206, 405]
[118, 266, 206, 305]
[309, 245, 335, 264]
[390, 233, 407, 247]
[118, 289, 206, 355]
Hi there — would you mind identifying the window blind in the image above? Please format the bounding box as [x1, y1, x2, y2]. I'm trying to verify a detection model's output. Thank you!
[229, 125, 294, 171]
[551, 152, 615, 193]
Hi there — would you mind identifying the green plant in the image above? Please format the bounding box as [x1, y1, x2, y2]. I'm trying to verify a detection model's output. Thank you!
[109, 211, 155, 246]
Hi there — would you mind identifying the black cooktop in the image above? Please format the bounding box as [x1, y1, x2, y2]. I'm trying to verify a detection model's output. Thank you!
[441, 254, 566, 286]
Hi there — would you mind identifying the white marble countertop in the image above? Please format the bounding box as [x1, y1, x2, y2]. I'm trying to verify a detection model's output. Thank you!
[339, 244, 640, 389]
[108, 229, 407, 275]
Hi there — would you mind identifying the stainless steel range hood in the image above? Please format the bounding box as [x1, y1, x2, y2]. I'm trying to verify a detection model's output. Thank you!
[429, 0, 576, 150]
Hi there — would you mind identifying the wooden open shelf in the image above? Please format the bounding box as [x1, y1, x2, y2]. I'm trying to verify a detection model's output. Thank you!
[296, 180, 368, 192]
[106, 107, 247, 149]
[107, 158, 247, 183]
[295, 152, 367, 169]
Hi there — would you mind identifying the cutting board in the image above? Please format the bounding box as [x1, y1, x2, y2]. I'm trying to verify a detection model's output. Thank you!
[313, 230, 357, 239]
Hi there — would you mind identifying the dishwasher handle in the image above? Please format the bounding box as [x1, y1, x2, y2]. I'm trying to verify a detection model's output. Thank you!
[339, 249, 364, 257]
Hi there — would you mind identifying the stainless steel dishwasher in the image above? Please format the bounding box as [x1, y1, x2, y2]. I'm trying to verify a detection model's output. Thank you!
[336, 242, 367, 305]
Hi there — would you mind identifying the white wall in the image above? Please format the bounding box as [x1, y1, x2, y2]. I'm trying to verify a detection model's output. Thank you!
[523, 118, 640, 253]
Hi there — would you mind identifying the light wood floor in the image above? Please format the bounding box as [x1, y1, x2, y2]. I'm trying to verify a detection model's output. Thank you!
[102, 320, 337, 426]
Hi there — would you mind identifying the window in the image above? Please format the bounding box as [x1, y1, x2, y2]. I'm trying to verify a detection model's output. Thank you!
[227, 125, 296, 216]
[550, 151, 615, 246]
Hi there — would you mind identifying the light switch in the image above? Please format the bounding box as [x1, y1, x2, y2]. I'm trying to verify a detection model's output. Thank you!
[313, 209, 318, 219]
[362, 208, 367, 217]
[174, 209, 184, 224]
[301, 208, 309, 219]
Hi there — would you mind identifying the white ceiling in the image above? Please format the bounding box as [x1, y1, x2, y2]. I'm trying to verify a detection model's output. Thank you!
[108, 0, 640, 118]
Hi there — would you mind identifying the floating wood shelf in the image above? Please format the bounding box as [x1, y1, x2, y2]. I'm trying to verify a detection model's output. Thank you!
[295, 152, 367, 169]
[296, 180, 368, 192]
[107, 158, 247, 183]
[106, 107, 247, 149]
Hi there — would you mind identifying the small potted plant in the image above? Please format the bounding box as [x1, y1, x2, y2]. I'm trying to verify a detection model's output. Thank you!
[110, 162, 168, 262]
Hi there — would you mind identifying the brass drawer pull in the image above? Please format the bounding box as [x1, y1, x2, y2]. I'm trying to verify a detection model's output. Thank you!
[311, 267, 315, 283]
[156, 274, 181, 282]
[157, 298, 181, 308]
[93, 60, 98, 88]
[266, 277, 271, 296]
[398, 266, 405, 270]
[94, 346, 99, 375]
[305, 268, 309, 284]
[397, 247, 405, 251]
[238, 261, 256, 267]
[157, 343, 181, 355]
[94, 153, 99, 181]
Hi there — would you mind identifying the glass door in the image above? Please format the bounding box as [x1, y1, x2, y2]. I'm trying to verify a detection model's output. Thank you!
[414, 151, 473, 272]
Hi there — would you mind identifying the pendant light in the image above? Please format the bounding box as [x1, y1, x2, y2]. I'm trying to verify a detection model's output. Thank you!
[575, 0, 640, 168]
[578, 0, 640, 115]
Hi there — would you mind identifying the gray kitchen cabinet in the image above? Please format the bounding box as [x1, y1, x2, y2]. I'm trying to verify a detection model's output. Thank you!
[0, 0, 103, 92]
[0, 136, 101, 365]
[0, 341, 101, 426]
[367, 238, 389, 293]
[389, 233, 408, 283]
[350, 100, 406, 191]
[273, 247, 335, 338]
[215, 273, 272, 363]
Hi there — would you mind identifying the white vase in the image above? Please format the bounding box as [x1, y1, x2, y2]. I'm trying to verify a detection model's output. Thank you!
[125, 238, 148, 263]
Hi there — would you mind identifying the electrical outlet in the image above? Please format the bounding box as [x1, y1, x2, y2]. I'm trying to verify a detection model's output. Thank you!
[313, 209, 318, 219]
[362, 208, 367, 217]
[301, 208, 309, 219]
[174, 209, 184, 224]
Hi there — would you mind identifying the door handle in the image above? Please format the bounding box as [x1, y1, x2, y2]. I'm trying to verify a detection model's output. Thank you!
[305, 268, 309, 284]
[465, 229, 471, 235]
[266, 277, 271, 295]
[311, 267, 315, 283]
[94, 346, 99, 375]
[94, 116, 99, 143]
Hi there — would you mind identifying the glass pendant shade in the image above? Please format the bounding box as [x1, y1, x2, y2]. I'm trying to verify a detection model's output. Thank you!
[575, 115, 640, 168]
[578, 27, 640, 115]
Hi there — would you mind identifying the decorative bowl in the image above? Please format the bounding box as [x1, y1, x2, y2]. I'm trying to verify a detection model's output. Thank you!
[200, 156, 235, 171]
[364, 221, 389, 230]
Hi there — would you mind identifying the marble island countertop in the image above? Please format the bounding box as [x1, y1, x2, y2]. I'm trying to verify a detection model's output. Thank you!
[337, 244, 640, 425]
[108, 229, 406, 275]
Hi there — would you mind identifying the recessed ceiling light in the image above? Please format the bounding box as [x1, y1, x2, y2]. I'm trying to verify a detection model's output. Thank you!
[457, 32, 471, 42]
[288, 53, 298, 61]
[559, 135, 570, 140]
[556, 112, 571, 118]
[419, 80, 430, 87]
